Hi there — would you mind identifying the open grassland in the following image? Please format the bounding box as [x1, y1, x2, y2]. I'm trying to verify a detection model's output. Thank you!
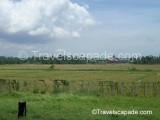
[0, 64, 160, 82]
[0, 64, 160, 120]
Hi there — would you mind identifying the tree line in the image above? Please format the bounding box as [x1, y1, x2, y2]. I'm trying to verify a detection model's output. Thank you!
[132, 55, 160, 64]
[0, 55, 160, 64]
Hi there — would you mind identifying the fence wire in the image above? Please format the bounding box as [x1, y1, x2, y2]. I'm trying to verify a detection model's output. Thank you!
[0, 79, 160, 97]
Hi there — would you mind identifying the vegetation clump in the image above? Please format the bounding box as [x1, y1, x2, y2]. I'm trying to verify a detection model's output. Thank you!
[49, 64, 55, 70]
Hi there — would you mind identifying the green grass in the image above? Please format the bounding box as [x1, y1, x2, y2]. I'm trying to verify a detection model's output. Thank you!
[0, 64, 160, 82]
[0, 64, 160, 120]
[0, 92, 160, 120]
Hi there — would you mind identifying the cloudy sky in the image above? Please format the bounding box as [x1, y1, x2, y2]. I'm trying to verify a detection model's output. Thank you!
[0, 0, 160, 57]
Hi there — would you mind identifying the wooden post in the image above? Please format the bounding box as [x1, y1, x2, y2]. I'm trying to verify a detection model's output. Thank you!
[132, 82, 136, 96]
[0, 81, 1, 92]
[143, 82, 146, 96]
[0, 80, 3, 92]
[23, 81, 28, 92]
[153, 83, 157, 97]
[89, 80, 94, 95]
[53, 80, 60, 93]
[8, 80, 11, 93]
[98, 81, 104, 96]
[110, 82, 115, 96]
[16, 81, 20, 92]
[38, 80, 46, 94]
[115, 82, 119, 95]
[81, 80, 85, 92]
[33, 80, 38, 93]
[158, 82, 160, 96]
[73, 81, 77, 93]
[18, 101, 26, 118]
[42, 80, 46, 94]
[121, 82, 124, 96]
[101, 81, 104, 96]
[69, 81, 74, 93]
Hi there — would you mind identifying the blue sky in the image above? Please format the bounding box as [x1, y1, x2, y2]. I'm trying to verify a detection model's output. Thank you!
[0, 0, 160, 57]
[72, 0, 160, 55]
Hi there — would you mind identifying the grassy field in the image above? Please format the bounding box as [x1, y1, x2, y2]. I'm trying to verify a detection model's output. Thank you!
[0, 64, 160, 120]
[0, 92, 160, 120]
[0, 64, 160, 82]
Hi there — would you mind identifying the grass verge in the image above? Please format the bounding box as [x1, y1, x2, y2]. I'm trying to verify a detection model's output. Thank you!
[0, 92, 159, 120]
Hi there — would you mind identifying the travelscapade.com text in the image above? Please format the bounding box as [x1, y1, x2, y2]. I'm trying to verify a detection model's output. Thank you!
[92, 109, 152, 116]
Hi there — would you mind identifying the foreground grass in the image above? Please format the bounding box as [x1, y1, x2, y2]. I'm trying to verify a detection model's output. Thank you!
[0, 92, 160, 120]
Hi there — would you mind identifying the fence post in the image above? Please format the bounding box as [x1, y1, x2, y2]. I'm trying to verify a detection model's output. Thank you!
[143, 82, 146, 96]
[153, 82, 157, 97]
[115, 82, 119, 95]
[110, 82, 115, 96]
[52, 80, 55, 93]
[23, 81, 28, 92]
[53, 80, 61, 93]
[81, 80, 85, 92]
[33, 80, 38, 93]
[42, 80, 46, 94]
[101, 81, 104, 96]
[0, 80, 2, 92]
[15, 81, 20, 92]
[158, 82, 160, 96]
[8, 80, 11, 93]
[69, 81, 74, 93]
[132, 82, 136, 96]
[0, 79, 5, 92]
[121, 82, 124, 96]
[18, 101, 26, 118]
[89, 80, 94, 95]
[38, 80, 46, 94]
[98, 81, 104, 96]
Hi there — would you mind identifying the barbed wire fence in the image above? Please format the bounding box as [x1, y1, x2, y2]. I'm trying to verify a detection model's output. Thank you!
[0, 79, 160, 97]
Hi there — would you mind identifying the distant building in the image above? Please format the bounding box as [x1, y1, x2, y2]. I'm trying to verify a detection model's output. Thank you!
[108, 57, 119, 62]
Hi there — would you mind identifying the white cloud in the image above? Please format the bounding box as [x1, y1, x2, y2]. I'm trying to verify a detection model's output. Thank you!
[0, 0, 95, 41]
[54, 48, 66, 53]
[53, 27, 70, 38]
[72, 31, 80, 38]
[29, 26, 50, 36]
